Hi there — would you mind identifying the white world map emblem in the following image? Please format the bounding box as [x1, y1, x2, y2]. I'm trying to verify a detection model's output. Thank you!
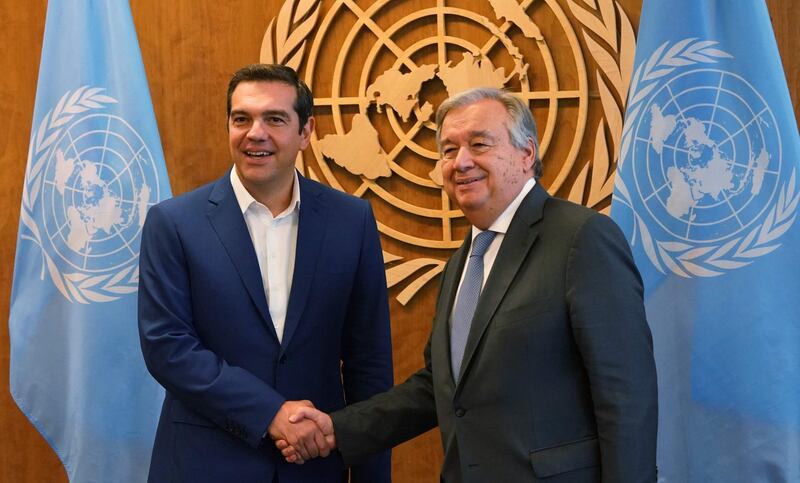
[635, 69, 778, 243]
[21, 86, 163, 303]
[617, 39, 799, 277]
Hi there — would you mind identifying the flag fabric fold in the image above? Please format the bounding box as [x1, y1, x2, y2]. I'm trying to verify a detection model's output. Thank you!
[612, 1, 800, 481]
[9, 1, 170, 481]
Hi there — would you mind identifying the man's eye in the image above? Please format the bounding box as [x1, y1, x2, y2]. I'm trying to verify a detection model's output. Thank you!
[268, 117, 287, 125]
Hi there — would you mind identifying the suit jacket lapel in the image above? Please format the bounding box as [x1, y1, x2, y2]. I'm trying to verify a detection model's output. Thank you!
[281, 175, 326, 350]
[206, 174, 273, 334]
[456, 183, 548, 387]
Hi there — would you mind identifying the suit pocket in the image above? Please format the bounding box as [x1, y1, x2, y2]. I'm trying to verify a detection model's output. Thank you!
[529, 437, 599, 478]
[170, 401, 216, 428]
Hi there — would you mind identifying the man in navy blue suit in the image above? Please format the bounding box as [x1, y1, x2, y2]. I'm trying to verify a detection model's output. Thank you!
[138, 64, 393, 483]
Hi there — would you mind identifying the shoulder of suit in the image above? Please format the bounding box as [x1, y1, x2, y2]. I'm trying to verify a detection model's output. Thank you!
[150, 177, 218, 214]
[543, 195, 606, 225]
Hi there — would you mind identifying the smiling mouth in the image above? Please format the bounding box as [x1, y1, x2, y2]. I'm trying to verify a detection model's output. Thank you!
[456, 176, 484, 185]
[244, 151, 274, 158]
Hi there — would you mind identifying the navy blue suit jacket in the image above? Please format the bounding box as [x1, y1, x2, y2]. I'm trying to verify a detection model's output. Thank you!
[139, 172, 393, 482]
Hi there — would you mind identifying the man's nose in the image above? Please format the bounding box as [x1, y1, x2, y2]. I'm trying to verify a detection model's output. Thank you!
[247, 120, 268, 140]
[453, 146, 474, 170]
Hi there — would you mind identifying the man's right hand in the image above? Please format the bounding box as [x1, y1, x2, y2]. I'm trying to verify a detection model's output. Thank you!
[267, 401, 332, 462]
[274, 406, 336, 464]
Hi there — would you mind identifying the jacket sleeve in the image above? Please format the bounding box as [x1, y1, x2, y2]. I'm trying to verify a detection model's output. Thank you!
[333, 241, 452, 466]
[566, 213, 658, 482]
[333, 329, 439, 468]
[339, 204, 395, 483]
[138, 203, 284, 448]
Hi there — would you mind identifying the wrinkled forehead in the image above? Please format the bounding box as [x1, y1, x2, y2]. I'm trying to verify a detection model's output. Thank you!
[439, 99, 510, 141]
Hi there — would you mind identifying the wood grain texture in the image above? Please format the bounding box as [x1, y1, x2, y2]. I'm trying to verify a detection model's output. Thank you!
[766, 0, 799, 121]
[0, 2, 66, 481]
[0, 1, 795, 482]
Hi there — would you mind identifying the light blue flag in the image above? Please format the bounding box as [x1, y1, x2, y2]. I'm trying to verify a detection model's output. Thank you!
[612, 1, 800, 481]
[9, 1, 170, 481]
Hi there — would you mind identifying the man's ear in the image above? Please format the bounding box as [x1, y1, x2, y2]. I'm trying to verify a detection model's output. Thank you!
[300, 116, 316, 147]
[521, 137, 536, 174]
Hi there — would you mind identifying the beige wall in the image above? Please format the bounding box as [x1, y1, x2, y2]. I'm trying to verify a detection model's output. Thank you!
[0, 1, 796, 481]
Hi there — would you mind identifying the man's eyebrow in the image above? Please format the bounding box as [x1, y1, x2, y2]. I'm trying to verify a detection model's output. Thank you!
[260, 109, 291, 118]
[229, 109, 291, 118]
[441, 130, 496, 143]
[467, 130, 496, 139]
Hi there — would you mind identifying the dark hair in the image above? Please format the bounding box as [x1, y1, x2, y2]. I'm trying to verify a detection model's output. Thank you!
[226, 64, 314, 133]
[435, 87, 543, 180]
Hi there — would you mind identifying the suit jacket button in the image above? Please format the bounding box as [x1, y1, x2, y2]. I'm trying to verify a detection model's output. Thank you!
[278, 354, 287, 364]
[455, 408, 466, 417]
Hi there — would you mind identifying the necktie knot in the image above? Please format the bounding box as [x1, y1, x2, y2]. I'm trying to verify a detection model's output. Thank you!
[470, 230, 496, 258]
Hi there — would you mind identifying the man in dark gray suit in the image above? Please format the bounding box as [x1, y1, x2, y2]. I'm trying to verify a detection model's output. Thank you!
[278, 87, 658, 482]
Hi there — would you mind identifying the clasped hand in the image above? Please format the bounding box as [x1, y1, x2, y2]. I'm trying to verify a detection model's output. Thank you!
[269, 401, 335, 464]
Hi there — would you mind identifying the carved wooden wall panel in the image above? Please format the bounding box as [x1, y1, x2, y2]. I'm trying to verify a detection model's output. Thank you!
[0, 1, 795, 481]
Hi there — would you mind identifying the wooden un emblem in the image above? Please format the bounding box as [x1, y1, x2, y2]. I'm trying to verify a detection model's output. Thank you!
[261, 0, 636, 304]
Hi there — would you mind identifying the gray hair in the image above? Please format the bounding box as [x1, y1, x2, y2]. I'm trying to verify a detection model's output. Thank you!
[435, 87, 542, 179]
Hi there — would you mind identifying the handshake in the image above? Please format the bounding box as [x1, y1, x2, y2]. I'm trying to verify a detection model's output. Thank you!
[267, 400, 336, 464]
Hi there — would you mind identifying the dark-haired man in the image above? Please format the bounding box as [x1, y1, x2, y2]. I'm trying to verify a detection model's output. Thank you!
[138, 63, 392, 482]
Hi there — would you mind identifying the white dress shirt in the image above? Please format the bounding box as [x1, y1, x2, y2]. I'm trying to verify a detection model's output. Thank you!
[452, 177, 537, 305]
[230, 168, 300, 342]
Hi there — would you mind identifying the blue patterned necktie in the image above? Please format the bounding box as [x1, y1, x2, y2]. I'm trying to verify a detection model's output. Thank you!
[450, 230, 496, 382]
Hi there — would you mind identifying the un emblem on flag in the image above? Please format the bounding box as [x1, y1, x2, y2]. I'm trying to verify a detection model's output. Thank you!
[21, 87, 163, 303]
[617, 39, 799, 277]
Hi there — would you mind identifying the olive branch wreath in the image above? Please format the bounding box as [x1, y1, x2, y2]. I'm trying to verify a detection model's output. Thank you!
[21, 86, 140, 303]
[564, 0, 635, 213]
[612, 38, 800, 277]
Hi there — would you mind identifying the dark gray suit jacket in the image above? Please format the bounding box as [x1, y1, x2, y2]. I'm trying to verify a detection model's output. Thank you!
[331, 184, 658, 482]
